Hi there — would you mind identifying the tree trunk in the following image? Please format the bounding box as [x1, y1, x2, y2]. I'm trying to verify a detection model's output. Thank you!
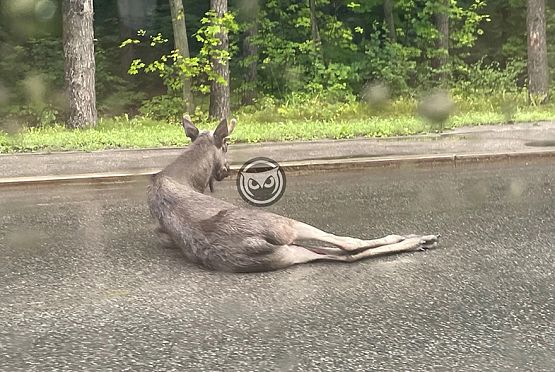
[169, 0, 194, 113]
[241, 21, 258, 105]
[209, 0, 230, 121]
[62, 0, 97, 128]
[527, 0, 549, 102]
[384, 0, 396, 42]
[309, 0, 323, 56]
[433, 0, 449, 83]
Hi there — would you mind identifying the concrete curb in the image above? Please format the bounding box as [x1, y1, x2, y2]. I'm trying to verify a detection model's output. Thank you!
[1, 149, 554, 188]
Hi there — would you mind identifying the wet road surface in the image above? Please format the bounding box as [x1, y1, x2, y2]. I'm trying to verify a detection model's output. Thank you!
[1, 161, 554, 371]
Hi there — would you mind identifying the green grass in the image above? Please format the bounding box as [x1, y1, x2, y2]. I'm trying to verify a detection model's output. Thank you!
[1, 97, 554, 153]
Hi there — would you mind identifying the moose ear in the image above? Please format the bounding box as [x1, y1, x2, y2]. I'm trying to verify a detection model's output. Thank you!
[182, 115, 199, 141]
[213, 118, 229, 147]
[228, 118, 237, 135]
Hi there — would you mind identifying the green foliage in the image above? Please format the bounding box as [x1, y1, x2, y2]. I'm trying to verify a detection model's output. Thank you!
[450, 0, 489, 49]
[138, 95, 184, 121]
[138, 94, 210, 125]
[120, 10, 238, 95]
[1, 0, 553, 135]
[453, 58, 526, 95]
[251, 0, 490, 98]
[255, 0, 359, 97]
[361, 32, 421, 93]
[240, 92, 363, 123]
[0, 37, 64, 126]
[0, 34, 139, 125]
[2, 97, 554, 152]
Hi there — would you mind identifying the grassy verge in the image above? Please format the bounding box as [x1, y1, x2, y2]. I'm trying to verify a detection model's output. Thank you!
[1, 98, 554, 153]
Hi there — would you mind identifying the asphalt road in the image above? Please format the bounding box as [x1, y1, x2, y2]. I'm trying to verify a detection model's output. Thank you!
[1, 161, 554, 371]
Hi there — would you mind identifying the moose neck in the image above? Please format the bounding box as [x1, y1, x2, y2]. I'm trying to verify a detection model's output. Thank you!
[162, 140, 215, 193]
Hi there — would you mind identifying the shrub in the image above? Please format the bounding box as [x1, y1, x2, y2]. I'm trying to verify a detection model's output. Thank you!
[453, 58, 526, 96]
[138, 95, 210, 124]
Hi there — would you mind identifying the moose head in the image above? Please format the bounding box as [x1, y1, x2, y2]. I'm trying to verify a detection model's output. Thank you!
[180, 115, 237, 192]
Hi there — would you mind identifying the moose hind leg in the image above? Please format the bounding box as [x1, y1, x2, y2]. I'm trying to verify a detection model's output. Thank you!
[275, 235, 439, 267]
[291, 221, 406, 251]
[235, 235, 438, 272]
[332, 235, 439, 262]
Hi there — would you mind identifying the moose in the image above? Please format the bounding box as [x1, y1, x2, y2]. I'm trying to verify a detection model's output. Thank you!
[148, 117, 439, 272]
